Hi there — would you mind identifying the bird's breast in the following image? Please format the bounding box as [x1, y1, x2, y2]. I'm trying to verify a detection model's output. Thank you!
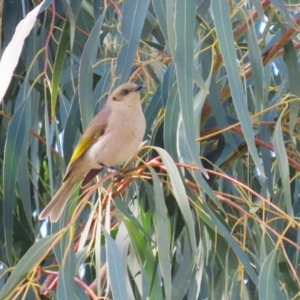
[87, 106, 146, 168]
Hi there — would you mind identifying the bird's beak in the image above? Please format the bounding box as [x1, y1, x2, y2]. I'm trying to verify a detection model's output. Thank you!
[131, 86, 143, 93]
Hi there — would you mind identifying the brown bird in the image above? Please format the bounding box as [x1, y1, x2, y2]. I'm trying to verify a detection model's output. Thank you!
[39, 82, 146, 222]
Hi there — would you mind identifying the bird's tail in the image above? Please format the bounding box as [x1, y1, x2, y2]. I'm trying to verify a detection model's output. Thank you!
[39, 177, 77, 223]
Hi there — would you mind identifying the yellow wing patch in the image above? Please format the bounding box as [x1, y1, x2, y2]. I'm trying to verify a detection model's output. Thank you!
[70, 136, 95, 163]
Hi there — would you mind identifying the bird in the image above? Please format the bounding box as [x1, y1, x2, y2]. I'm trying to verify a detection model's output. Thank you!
[39, 82, 146, 222]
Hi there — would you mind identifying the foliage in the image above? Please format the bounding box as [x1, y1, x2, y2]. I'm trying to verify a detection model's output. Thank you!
[1, 0, 300, 299]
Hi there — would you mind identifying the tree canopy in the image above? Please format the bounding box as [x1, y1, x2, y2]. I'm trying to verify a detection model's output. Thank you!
[1, 0, 300, 299]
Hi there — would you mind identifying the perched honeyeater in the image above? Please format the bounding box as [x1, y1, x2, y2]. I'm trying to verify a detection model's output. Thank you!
[39, 82, 146, 222]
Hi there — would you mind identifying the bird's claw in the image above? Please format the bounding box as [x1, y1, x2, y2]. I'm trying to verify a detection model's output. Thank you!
[100, 164, 122, 182]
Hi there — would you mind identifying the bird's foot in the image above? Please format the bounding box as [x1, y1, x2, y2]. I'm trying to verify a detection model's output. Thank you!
[108, 167, 122, 182]
[100, 164, 122, 182]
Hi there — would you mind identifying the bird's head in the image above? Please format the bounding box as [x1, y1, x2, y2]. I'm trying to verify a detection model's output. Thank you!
[108, 82, 143, 107]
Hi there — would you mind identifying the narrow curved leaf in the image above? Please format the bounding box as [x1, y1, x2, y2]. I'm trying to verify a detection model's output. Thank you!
[104, 229, 129, 300]
[273, 109, 293, 216]
[0, 0, 52, 103]
[114, 0, 150, 86]
[149, 166, 172, 300]
[79, 11, 106, 129]
[212, 0, 265, 177]
[0, 235, 56, 299]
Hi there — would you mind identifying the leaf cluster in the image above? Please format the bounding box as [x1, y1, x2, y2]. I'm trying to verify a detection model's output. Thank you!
[1, 0, 300, 299]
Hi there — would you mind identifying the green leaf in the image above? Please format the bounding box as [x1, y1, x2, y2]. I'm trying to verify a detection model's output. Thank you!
[79, 11, 106, 129]
[149, 166, 172, 300]
[153, 147, 197, 255]
[0, 235, 56, 299]
[104, 229, 129, 300]
[114, 0, 150, 86]
[273, 109, 293, 216]
[247, 25, 265, 113]
[171, 233, 194, 300]
[205, 204, 259, 286]
[164, 80, 180, 161]
[152, 0, 168, 42]
[258, 250, 278, 300]
[3, 84, 31, 266]
[0, 0, 52, 102]
[124, 220, 163, 299]
[56, 228, 76, 299]
[212, 0, 265, 177]
[283, 40, 300, 132]
[51, 21, 71, 117]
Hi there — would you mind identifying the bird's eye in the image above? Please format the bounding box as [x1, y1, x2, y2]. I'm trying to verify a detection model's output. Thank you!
[120, 89, 129, 96]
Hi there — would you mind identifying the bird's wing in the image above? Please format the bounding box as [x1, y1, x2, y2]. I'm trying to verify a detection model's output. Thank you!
[81, 168, 102, 188]
[69, 135, 95, 164]
[62, 107, 111, 182]
[69, 107, 112, 164]
[62, 134, 100, 183]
